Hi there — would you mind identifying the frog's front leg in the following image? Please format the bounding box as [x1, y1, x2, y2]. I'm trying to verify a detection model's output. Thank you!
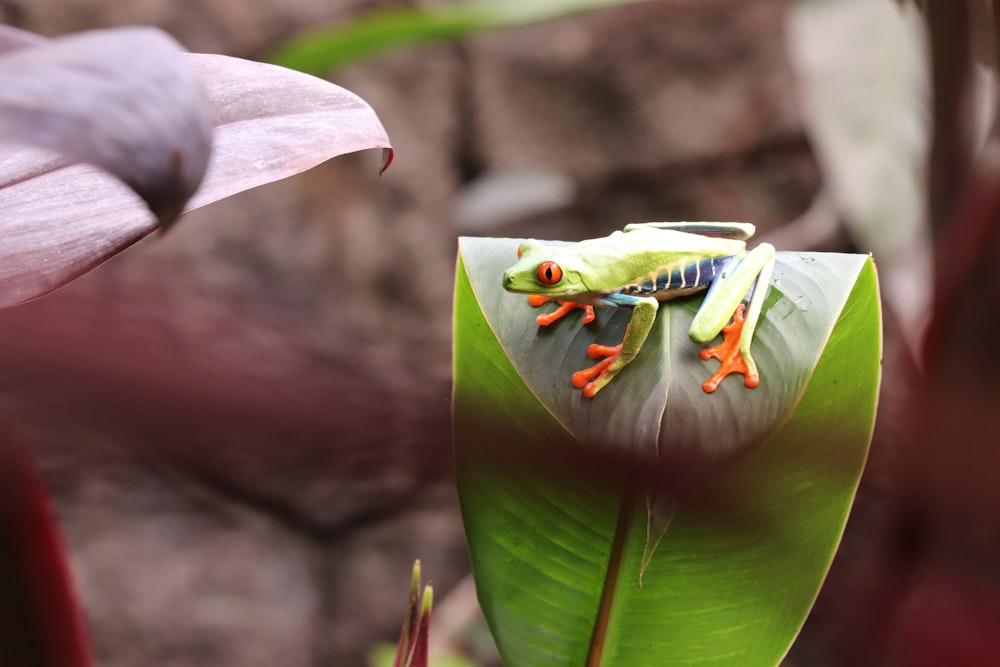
[690, 243, 775, 393]
[571, 294, 658, 398]
[527, 295, 596, 326]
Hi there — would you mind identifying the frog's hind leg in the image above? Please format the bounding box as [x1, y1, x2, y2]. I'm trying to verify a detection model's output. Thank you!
[691, 243, 775, 393]
[699, 304, 757, 392]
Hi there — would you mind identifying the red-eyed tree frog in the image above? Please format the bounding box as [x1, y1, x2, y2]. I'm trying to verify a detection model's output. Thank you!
[502, 222, 776, 398]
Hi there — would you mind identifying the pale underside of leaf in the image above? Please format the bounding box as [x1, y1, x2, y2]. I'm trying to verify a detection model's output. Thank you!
[459, 236, 867, 473]
[785, 0, 941, 347]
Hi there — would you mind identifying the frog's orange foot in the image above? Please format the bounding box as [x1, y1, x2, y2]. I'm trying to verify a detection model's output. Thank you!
[528, 295, 595, 326]
[698, 303, 760, 393]
[572, 341, 624, 398]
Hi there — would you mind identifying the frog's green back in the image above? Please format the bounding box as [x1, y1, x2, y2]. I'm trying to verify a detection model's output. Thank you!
[503, 227, 746, 300]
[568, 229, 745, 296]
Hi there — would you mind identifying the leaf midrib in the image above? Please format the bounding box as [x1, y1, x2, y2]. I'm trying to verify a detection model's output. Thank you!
[586, 489, 636, 667]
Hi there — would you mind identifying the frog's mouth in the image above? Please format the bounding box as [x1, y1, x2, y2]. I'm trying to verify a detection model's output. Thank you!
[503, 277, 577, 297]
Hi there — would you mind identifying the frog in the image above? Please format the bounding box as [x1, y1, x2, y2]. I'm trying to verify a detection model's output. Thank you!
[501, 222, 775, 397]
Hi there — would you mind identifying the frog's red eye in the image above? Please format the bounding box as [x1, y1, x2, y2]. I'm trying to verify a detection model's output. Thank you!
[516, 244, 523, 258]
[537, 261, 562, 285]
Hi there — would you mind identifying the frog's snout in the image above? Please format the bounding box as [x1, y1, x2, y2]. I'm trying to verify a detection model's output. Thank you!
[502, 270, 516, 290]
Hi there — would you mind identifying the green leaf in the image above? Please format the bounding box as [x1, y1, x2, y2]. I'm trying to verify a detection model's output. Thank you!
[270, 0, 656, 74]
[453, 236, 881, 666]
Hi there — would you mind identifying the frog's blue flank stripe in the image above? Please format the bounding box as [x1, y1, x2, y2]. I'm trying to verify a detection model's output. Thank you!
[624, 256, 735, 296]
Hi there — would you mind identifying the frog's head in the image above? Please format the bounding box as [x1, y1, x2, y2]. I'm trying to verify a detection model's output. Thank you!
[502, 239, 590, 298]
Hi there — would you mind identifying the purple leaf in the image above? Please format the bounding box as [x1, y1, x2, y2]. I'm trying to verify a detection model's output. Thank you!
[0, 27, 393, 309]
[0, 24, 46, 54]
[0, 26, 212, 226]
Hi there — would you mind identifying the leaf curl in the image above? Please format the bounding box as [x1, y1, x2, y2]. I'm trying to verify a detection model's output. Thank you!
[0, 26, 211, 226]
[0, 26, 393, 309]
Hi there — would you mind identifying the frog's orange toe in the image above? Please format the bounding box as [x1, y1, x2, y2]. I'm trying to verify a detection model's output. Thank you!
[571, 341, 623, 396]
[529, 297, 595, 326]
[699, 304, 758, 394]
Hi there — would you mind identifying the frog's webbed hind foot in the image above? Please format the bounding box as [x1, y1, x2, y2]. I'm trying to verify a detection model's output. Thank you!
[699, 304, 760, 393]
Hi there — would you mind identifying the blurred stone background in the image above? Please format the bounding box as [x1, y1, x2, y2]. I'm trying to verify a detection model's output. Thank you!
[0, 0, 878, 665]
